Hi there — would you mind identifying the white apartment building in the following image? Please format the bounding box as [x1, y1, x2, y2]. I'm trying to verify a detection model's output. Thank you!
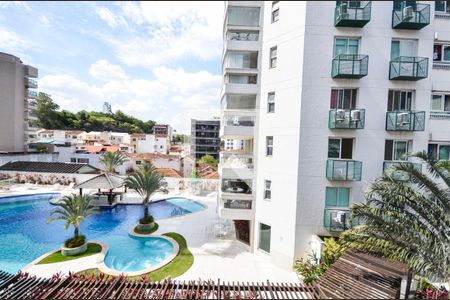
[219, 0, 450, 270]
[224, 139, 245, 150]
[131, 133, 170, 154]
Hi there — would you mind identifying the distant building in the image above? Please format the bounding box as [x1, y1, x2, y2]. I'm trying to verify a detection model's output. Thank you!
[153, 124, 173, 140]
[190, 119, 220, 160]
[130, 133, 169, 154]
[0, 52, 38, 152]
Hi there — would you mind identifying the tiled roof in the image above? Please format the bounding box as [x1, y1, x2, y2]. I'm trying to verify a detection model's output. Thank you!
[130, 133, 146, 137]
[135, 153, 180, 160]
[85, 145, 119, 153]
[75, 173, 124, 189]
[65, 130, 84, 135]
[155, 168, 182, 178]
[202, 171, 219, 179]
[0, 161, 99, 174]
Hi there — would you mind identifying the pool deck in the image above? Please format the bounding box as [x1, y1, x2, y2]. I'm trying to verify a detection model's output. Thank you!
[2, 186, 299, 283]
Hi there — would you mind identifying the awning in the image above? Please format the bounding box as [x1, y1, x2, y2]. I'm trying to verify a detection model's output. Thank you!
[74, 173, 124, 190]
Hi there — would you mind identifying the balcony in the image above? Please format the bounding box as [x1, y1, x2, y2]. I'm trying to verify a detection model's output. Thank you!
[219, 153, 254, 179]
[25, 78, 38, 89]
[326, 159, 362, 181]
[324, 209, 350, 232]
[329, 109, 365, 129]
[26, 89, 38, 99]
[383, 161, 422, 181]
[220, 178, 252, 198]
[334, 1, 371, 27]
[220, 112, 255, 139]
[389, 56, 428, 80]
[331, 54, 368, 78]
[385, 111, 425, 131]
[219, 198, 254, 220]
[392, 2, 430, 29]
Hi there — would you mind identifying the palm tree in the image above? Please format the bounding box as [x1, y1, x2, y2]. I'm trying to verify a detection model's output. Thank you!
[341, 151, 450, 282]
[48, 194, 97, 242]
[124, 162, 166, 221]
[99, 151, 128, 174]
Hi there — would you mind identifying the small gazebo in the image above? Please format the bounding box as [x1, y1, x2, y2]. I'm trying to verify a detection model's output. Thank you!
[75, 173, 125, 205]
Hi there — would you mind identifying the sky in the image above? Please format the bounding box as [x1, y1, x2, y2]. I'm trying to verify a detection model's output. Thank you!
[0, 1, 224, 134]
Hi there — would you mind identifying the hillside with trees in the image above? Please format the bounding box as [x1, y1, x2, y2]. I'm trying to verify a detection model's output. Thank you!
[36, 93, 155, 133]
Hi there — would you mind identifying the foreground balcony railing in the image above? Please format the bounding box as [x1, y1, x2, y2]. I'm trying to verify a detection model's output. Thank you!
[392, 2, 430, 29]
[220, 154, 253, 169]
[385, 111, 425, 131]
[329, 109, 365, 129]
[223, 199, 252, 210]
[326, 159, 362, 181]
[334, 1, 371, 27]
[220, 112, 255, 139]
[25, 78, 38, 88]
[383, 161, 422, 181]
[331, 54, 368, 78]
[324, 209, 350, 232]
[26, 89, 38, 99]
[389, 56, 428, 80]
[221, 179, 252, 195]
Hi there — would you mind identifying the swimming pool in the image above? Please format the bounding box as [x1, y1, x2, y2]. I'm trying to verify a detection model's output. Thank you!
[0, 194, 204, 274]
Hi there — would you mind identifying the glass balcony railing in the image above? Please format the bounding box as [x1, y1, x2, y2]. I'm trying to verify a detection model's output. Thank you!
[385, 111, 425, 131]
[223, 199, 252, 210]
[324, 209, 350, 232]
[334, 1, 371, 27]
[26, 89, 38, 98]
[329, 109, 365, 129]
[389, 56, 428, 80]
[26, 78, 38, 88]
[326, 159, 362, 181]
[383, 161, 422, 181]
[221, 154, 253, 169]
[392, 2, 430, 29]
[331, 54, 368, 78]
[221, 179, 252, 194]
[223, 115, 255, 127]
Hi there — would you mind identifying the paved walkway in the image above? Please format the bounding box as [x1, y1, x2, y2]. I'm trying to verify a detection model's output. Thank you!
[12, 188, 298, 282]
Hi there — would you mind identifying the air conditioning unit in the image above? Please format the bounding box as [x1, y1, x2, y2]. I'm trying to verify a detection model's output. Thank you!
[350, 110, 361, 122]
[397, 112, 410, 126]
[336, 109, 346, 122]
[403, 6, 414, 21]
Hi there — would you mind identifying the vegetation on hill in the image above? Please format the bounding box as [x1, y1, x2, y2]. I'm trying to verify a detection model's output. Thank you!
[36, 93, 155, 133]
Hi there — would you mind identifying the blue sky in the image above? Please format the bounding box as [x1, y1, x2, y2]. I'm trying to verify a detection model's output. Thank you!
[0, 1, 223, 134]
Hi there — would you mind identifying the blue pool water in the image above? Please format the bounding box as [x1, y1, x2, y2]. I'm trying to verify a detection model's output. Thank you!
[0, 194, 204, 274]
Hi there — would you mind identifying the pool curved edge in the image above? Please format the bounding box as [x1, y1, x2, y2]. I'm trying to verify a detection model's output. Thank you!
[97, 235, 179, 277]
[21, 240, 109, 273]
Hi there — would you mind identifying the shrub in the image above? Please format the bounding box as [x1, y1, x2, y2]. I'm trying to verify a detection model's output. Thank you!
[139, 216, 154, 224]
[64, 235, 86, 248]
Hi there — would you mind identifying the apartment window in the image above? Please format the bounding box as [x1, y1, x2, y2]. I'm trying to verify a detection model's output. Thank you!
[428, 143, 450, 160]
[325, 187, 350, 208]
[266, 136, 273, 156]
[268, 92, 275, 113]
[337, 1, 362, 8]
[226, 52, 258, 69]
[258, 223, 271, 253]
[227, 74, 257, 84]
[227, 6, 260, 26]
[328, 138, 353, 159]
[264, 180, 272, 200]
[77, 158, 89, 164]
[228, 31, 259, 41]
[388, 90, 413, 111]
[270, 46, 277, 68]
[330, 89, 357, 109]
[70, 158, 76, 163]
[271, 9, 279, 23]
[334, 38, 359, 56]
[431, 94, 450, 112]
[391, 39, 418, 59]
[433, 44, 450, 62]
[385, 140, 412, 161]
[393, 0, 417, 10]
[435, 1, 450, 13]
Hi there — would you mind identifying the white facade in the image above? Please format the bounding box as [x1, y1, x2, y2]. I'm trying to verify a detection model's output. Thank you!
[131, 134, 170, 154]
[220, 1, 450, 269]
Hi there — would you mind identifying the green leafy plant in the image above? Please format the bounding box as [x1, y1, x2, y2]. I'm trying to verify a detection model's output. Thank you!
[48, 194, 97, 248]
[99, 151, 128, 174]
[341, 151, 450, 282]
[197, 154, 219, 168]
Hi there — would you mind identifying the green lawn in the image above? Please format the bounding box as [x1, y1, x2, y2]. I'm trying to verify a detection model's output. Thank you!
[38, 243, 102, 264]
[134, 222, 159, 235]
[76, 232, 193, 281]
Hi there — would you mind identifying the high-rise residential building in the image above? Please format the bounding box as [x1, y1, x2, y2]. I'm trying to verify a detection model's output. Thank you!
[190, 119, 221, 160]
[0, 52, 39, 152]
[219, 1, 450, 269]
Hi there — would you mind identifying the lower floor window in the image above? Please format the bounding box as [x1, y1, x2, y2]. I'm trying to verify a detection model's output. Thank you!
[428, 143, 450, 160]
[258, 223, 271, 253]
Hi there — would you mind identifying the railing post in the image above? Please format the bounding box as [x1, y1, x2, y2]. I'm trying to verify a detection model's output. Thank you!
[346, 161, 349, 180]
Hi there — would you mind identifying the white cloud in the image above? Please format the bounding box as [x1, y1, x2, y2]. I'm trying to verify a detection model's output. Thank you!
[38, 15, 49, 25]
[97, 1, 223, 68]
[0, 1, 31, 10]
[0, 28, 33, 55]
[94, 6, 126, 28]
[39, 61, 221, 134]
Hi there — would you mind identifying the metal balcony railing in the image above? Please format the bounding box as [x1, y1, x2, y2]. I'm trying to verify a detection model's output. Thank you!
[26, 89, 38, 98]
[329, 109, 365, 129]
[334, 1, 371, 27]
[326, 159, 362, 181]
[383, 161, 422, 181]
[385, 111, 425, 131]
[389, 56, 428, 80]
[324, 209, 350, 232]
[331, 54, 368, 78]
[26, 78, 38, 88]
[392, 2, 430, 29]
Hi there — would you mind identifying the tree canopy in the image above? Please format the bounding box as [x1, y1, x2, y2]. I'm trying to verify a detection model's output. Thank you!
[36, 93, 156, 134]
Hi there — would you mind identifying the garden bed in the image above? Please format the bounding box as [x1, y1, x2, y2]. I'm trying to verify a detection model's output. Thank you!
[37, 243, 103, 264]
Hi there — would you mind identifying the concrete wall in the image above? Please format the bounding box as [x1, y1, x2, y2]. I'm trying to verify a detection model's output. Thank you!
[0, 170, 95, 185]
